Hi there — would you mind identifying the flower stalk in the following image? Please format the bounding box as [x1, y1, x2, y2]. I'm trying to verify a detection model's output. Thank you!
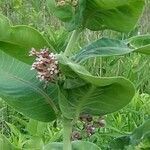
[63, 118, 72, 150]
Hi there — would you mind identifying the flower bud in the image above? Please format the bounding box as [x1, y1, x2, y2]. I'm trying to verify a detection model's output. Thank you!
[85, 124, 95, 136]
[72, 0, 78, 7]
[79, 114, 93, 123]
[56, 0, 66, 7]
[95, 116, 106, 128]
[98, 119, 106, 128]
[71, 131, 82, 140]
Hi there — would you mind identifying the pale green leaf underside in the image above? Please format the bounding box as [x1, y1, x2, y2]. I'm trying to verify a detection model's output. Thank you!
[0, 14, 50, 64]
[58, 55, 135, 119]
[74, 38, 134, 62]
[0, 51, 58, 122]
[74, 37, 150, 63]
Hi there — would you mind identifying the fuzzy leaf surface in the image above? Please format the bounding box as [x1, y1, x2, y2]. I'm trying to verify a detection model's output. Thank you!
[57, 55, 135, 119]
[74, 38, 134, 62]
[84, 0, 144, 32]
[44, 141, 100, 150]
[0, 14, 49, 64]
[0, 52, 58, 122]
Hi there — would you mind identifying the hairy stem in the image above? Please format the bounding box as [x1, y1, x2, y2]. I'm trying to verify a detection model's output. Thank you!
[63, 118, 72, 150]
[64, 28, 81, 57]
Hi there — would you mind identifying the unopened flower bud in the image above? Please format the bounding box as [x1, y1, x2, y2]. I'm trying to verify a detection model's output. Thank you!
[56, 0, 66, 7]
[98, 119, 106, 127]
[79, 114, 93, 123]
[85, 124, 95, 136]
[29, 48, 39, 56]
[72, 0, 78, 7]
[95, 116, 106, 128]
[71, 131, 82, 141]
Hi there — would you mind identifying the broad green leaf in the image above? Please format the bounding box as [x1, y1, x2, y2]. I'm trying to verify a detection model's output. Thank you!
[0, 51, 58, 122]
[83, 0, 144, 32]
[128, 35, 150, 55]
[57, 55, 135, 119]
[109, 119, 150, 149]
[47, 0, 144, 32]
[73, 38, 134, 63]
[74, 36, 150, 63]
[44, 141, 100, 150]
[63, 79, 86, 89]
[23, 137, 44, 150]
[0, 134, 20, 150]
[44, 142, 62, 150]
[0, 14, 50, 64]
[46, 0, 74, 22]
[109, 135, 130, 150]
[72, 141, 100, 150]
[130, 119, 150, 144]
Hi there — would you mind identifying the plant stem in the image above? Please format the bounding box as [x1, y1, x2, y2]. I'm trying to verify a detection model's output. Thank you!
[63, 118, 72, 150]
[64, 28, 81, 57]
[99, 57, 103, 77]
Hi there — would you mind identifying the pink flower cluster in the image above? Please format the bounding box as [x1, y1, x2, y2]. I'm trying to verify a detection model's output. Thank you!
[71, 114, 106, 140]
[29, 48, 59, 83]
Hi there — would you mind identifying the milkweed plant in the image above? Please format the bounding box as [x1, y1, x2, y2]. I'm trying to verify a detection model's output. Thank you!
[0, 0, 150, 150]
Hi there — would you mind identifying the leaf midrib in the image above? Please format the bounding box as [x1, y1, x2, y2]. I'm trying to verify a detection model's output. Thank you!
[75, 85, 95, 117]
[0, 39, 29, 49]
[0, 68, 58, 113]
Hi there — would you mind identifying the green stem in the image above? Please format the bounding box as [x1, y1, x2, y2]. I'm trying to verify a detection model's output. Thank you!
[64, 28, 81, 57]
[99, 57, 103, 77]
[63, 118, 72, 150]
